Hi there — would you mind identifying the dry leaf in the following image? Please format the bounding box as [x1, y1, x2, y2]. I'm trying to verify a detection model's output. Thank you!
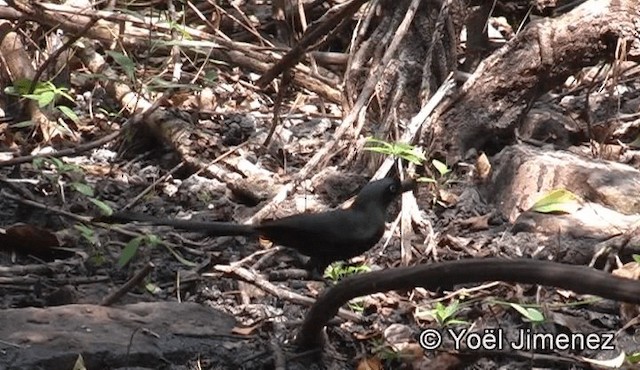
[231, 323, 262, 336]
[353, 330, 379, 340]
[475, 152, 492, 183]
[438, 189, 458, 206]
[356, 357, 383, 370]
[612, 261, 640, 280]
[0, 223, 60, 252]
[612, 262, 640, 321]
[457, 213, 492, 231]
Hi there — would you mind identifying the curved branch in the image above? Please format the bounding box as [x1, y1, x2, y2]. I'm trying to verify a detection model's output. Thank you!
[296, 258, 640, 349]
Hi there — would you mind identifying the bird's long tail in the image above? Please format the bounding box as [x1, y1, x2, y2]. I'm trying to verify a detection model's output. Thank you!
[95, 212, 257, 236]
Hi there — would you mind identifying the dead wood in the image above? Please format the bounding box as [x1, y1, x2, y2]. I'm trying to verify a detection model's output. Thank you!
[433, 0, 640, 161]
[481, 144, 640, 266]
[0, 302, 239, 369]
[6, 0, 341, 102]
[256, 0, 369, 88]
[345, 0, 459, 135]
[488, 144, 640, 222]
[74, 41, 254, 185]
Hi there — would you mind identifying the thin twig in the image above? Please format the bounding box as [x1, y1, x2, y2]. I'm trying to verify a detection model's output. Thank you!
[122, 161, 185, 210]
[0, 129, 122, 167]
[211, 264, 361, 322]
[256, 0, 369, 87]
[101, 262, 155, 306]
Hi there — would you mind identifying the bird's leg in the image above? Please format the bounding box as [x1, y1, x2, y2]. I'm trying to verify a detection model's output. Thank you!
[305, 256, 332, 281]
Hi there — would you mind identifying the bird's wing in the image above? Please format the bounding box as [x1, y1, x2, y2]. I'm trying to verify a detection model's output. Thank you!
[258, 210, 383, 249]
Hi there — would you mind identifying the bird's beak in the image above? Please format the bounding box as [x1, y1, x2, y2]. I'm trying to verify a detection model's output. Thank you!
[401, 178, 417, 192]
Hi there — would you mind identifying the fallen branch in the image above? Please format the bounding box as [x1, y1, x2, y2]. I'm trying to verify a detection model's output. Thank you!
[296, 258, 640, 349]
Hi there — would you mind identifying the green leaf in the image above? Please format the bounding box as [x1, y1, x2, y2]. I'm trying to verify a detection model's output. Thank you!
[56, 89, 74, 102]
[526, 309, 544, 323]
[146, 234, 161, 246]
[510, 303, 529, 316]
[145, 282, 161, 294]
[323, 261, 370, 281]
[628, 352, 640, 364]
[57, 105, 80, 123]
[10, 120, 35, 128]
[74, 223, 97, 246]
[633, 254, 640, 264]
[49, 157, 64, 169]
[365, 138, 390, 146]
[364, 137, 426, 164]
[530, 188, 582, 214]
[431, 300, 462, 326]
[347, 264, 371, 274]
[32, 81, 55, 95]
[442, 300, 459, 318]
[347, 297, 365, 312]
[323, 263, 340, 281]
[74, 223, 93, 236]
[417, 176, 437, 183]
[71, 182, 94, 197]
[204, 70, 218, 83]
[23, 90, 55, 107]
[394, 144, 426, 164]
[432, 159, 451, 176]
[32, 157, 46, 168]
[364, 138, 394, 156]
[510, 303, 545, 323]
[11, 78, 34, 94]
[106, 51, 136, 81]
[160, 242, 196, 267]
[117, 236, 143, 268]
[89, 198, 113, 216]
[363, 146, 394, 156]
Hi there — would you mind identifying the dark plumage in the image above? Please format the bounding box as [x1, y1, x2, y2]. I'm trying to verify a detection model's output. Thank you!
[101, 177, 416, 272]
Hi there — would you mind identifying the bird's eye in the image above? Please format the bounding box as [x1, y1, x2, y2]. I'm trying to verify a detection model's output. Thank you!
[388, 184, 398, 193]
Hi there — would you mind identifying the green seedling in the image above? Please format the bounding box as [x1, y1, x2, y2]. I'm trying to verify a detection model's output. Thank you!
[117, 234, 161, 268]
[5, 79, 79, 124]
[370, 337, 404, 362]
[364, 137, 426, 165]
[509, 303, 545, 325]
[364, 138, 455, 206]
[105, 51, 136, 82]
[324, 261, 371, 282]
[33, 157, 112, 216]
[418, 158, 452, 184]
[75, 224, 98, 247]
[347, 297, 366, 313]
[418, 300, 468, 327]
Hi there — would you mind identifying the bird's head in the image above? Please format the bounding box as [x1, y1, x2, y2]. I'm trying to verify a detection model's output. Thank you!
[351, 177, 416, 212]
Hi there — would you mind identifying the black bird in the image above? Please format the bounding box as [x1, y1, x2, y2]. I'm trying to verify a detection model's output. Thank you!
[101, 177, 416, 272]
